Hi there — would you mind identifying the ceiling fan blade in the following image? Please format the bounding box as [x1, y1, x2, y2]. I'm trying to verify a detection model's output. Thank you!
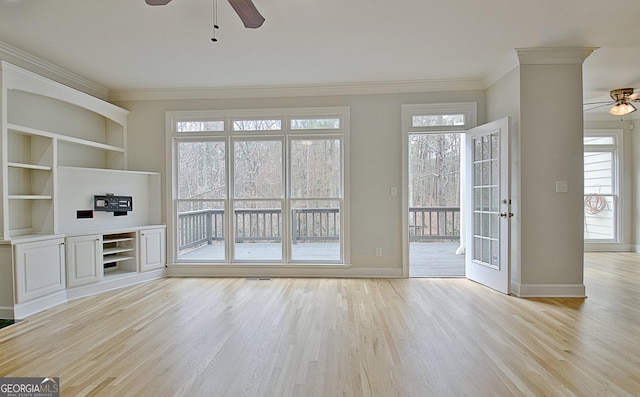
[583, 103, 614, 112]
[145, 0, 172, 5]
[583, 101, 613, 106]
[629, 92, 640, 101]
[227, 0, 265, 29]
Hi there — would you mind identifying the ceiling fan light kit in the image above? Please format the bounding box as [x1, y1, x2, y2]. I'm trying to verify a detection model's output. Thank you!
[584, 87, 640, 117]
[607, 88, 639, 116]
[608, 102, 637, 116]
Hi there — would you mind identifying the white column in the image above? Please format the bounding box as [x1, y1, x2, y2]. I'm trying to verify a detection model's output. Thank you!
[513, 47, 596, 297]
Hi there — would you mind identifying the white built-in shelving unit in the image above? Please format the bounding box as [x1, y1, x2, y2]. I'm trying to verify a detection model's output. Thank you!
[1, 61, 129, 239]
[0, 61, 165, 320]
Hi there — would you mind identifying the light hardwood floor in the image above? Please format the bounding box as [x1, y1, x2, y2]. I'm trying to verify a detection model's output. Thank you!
[1, 253, 639, 396]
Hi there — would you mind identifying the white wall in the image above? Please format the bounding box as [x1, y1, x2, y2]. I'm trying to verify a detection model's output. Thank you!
[486, 67, 522, 287]
[115, 91, 486, 276]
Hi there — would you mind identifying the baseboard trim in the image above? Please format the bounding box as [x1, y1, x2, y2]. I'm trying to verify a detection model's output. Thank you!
[584, 243, 632, 252]
[66, 269, 166, 301]
[167, 264, 403, 278]
[13, 290, 68, 320]
[0, 306, 15, 320]
[511, 282, 586, 298]
[5, 270, 166, 320]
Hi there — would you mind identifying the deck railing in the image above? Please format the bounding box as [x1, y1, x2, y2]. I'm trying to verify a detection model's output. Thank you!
[178, 209, 225, 250]
[291, 208, 340, 244]
[409, 206, 460, 241]
[178, 206, 459, 250]
[234, 208, 282, 243]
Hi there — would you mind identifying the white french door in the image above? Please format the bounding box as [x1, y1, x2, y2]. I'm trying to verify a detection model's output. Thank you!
[465, 117, 510, 294]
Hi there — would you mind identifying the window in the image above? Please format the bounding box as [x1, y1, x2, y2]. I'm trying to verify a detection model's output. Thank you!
[412, 114, 465, 127]
[584, 130, 622, 242]
[169, 107, 349, 264]
[176, 120, 225, 132]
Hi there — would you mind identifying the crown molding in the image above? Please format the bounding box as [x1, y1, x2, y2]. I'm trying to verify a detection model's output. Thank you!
[0, 41, 109, 100]
[483, 49, 520, 88]
[515, 47, 599, 65]
[107, 78, 486, 102]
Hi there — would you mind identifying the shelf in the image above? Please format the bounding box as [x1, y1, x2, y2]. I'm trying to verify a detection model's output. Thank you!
[102, 231, 136, 272]
[103, 269, 136, 278]
[103, 255, 135, 265]
[103, 247, 134, 255]
[8, 195, 52, 200]
[8, 162, 52, 171]
[7, 123, 125, 154]
[103, 237, 135, 244]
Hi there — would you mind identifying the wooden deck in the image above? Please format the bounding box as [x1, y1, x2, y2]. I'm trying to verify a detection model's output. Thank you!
[410, 241, 465, 277]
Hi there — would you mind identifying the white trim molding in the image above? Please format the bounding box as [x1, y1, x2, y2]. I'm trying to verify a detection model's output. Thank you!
[10, 270, 165, 320]
[511, 282, 586, 298]
[515, 47, 599, 65]
[108, 79, 485, 102]
[0, 41, 109, 100]
[166, 264, 402, 278]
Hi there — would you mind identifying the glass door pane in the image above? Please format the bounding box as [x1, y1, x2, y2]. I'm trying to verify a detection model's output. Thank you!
[471, 133, 499, 268]
[290, 200, 340, 261]
[177, 201, 225, 261]
[233, 200, 283, 261]
[233, 139, 283, 261]
[176, 140, 226, 261]
[290, 138, 342, 262]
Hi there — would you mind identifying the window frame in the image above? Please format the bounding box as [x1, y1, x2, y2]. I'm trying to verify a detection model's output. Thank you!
[401, 102, 478, 278]
[583, 129, 623, 244]
[166, 107, 350, 266]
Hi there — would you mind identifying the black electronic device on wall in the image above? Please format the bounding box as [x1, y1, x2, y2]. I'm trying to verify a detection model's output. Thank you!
[94, 194, 133, 216]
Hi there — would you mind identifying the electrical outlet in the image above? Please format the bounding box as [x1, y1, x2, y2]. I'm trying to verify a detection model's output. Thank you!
[375, 248, 382, 256]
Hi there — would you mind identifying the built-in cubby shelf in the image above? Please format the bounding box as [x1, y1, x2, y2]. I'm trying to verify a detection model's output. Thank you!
[102, 233, 137, 276]
[8, 195, 52, 200]
[8, 162, 52, 171]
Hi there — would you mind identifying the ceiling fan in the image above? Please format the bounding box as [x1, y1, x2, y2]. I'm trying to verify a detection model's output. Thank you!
[145, 0, 265, 29]
[584, 88, 640, 116]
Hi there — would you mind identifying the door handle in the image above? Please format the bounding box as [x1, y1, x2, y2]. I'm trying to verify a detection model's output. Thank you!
[499, 212, 513, 218]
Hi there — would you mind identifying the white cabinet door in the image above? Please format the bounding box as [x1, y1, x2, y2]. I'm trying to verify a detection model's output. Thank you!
[14, 238, 65, 303]
[139, 227, 166, 272]
[66, 234, 102, 288]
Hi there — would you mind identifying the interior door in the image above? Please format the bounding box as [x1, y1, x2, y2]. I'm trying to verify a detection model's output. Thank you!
[465, 117, 510, 294]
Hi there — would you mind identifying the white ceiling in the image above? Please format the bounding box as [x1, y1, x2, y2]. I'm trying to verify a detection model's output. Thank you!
[1, 0, 639, 111]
